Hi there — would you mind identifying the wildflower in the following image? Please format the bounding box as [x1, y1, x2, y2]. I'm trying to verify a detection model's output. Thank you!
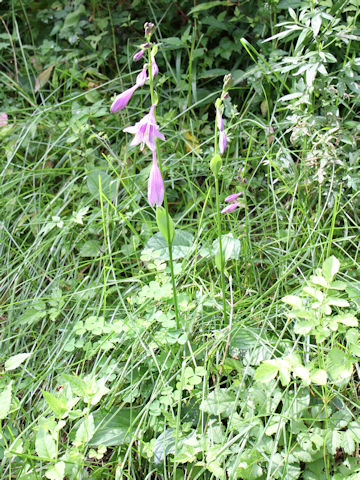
[0, 112, 8, 127]
[136, 66, 148, 86]
[123, 104, 165, 151]
[110, 85, 138, 113]
[216, 107, 224, 131]
[110, 67, 147, 113]
[144, 22, 155, 38]
[133, 49, 145, 62]
[148, 151, 164, 206]
[221, 203, 239, 214]
[219, 130, 227, 154]
[225, 193, 242, 203]
[151, 55, 159, 78]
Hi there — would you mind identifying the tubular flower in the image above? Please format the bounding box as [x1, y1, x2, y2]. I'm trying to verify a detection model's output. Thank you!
[221, 202, 239, 214]
[219, 130, 227, 154]
[216, 107, 224, 131]
[110, 67, 147, 113]
[225, 193, 242, 203]
[123, 104, 165, 151]
[136, 66, 148, 86]
[151, 55, 159, 78]
[110, 85, 138, 113]
[133, 49, 145, 62]
[148, 151, 164, 206]
[0, 112, 8, 127]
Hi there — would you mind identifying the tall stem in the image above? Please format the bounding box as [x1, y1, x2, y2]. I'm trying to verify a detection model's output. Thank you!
[148, 49, 180, 328]
[215, 174, 227, 320]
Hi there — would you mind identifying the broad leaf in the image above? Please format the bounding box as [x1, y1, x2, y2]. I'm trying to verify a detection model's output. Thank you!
[5, 353, 31, 371]
[145, 230, 194, 261]
[0, 382, 12, 420]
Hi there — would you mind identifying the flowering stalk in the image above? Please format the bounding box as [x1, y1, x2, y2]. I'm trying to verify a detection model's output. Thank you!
[148, 42, 180, 329]
[212, 74, 233, 321]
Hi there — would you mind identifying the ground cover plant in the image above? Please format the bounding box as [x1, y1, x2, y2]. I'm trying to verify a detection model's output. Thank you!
[1, 0, 360, 478]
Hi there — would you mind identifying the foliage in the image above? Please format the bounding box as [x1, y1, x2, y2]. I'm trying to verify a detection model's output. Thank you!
[0, 0, 359, 479]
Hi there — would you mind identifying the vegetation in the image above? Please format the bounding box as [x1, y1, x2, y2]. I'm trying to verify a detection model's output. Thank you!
[1, 0, 360, 479]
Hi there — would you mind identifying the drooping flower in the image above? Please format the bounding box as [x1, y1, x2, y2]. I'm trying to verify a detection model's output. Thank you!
[136, 66, 148, 86]
[219, 130, 227, 154]
[148, 151, 164, 206]
[225, 193, 242, 203]
[110, 85, 138, 113]
[123, 104, 165, 151]
[0, 112, 8, 127]
[151, 55, 159, 78]
[216, 107, 224, 131]
[110, 67, 148, 113]
[221, 202, 239, 214]
[133, 49, 145, 62]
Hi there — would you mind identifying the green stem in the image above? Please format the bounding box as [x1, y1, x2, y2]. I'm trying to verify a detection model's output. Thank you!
[215, 175, 227, 321]
[148, 48, 180, 328]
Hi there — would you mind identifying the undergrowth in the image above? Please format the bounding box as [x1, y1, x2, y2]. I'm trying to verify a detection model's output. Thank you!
[0, 0, 360, 479]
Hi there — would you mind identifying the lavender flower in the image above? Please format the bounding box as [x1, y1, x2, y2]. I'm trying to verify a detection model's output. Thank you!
[219, 131, 227, 154]
[110, 67, 148, 113]
[216, 107, 224, 131]
[136, 66, 148, 86]
[151, 55, 159, 78]
[123, 104, 165, 151]
[221, 202, 239, 214]
[110, 85, 138, 113]
[225, 193, 241, 203]
[148, 151, 164, 206]
[0, 112, 8, 127]
[133, 49, 145, 62]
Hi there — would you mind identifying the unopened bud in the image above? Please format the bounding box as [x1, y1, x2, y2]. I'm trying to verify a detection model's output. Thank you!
[144, 22, 155, 38]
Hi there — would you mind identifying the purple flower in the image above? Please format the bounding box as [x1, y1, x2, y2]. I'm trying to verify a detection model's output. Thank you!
[0, 112, 8, 127]
[221, 202, 239, 214]
[110, 85, 138, 113]
[219, 130, 227, 154]
[216, 107, 224, 131]
[133, 49, 145, 62]
[148, 151, 164, 206]
[123, 104, 165, 151]
[151, 55, 159, 78]
[225, 193, 242, 203]
[136, 66, 148, 86]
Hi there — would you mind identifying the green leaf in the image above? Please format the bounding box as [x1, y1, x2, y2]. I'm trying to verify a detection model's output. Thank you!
[78, 240, 101, 257]
[89, 408, 139, 447]
[341, 429, 355, 455]
[18, 308, 47, 326]
[42, 391, 67, 418]
[326, 429, 341, 454]
[282, 295, 302, 308]
[74, 413, 95, 446]
[189, 1, 226, 14]
[5, 353, 31, 371]
[200, 389, 236, 416]
[62, 374, 88, 397]
[210, 153, 222, 176]
[35, 429, 57, 459]
[310, 369, 327, 385]
[327, 348, 353, 384]
[87, 170, 118, 200]
[154, 428, 176, 464]
[322, 256, 340, 283]
[156, 207, 175, 244]
[0, 382, 12, 420]
[254, 362, 279, 383]
[35, 64, 54, 92]
[334, 313, 358, 327]
[145, 230, 193, 261]
[45, 461, 65, 480]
